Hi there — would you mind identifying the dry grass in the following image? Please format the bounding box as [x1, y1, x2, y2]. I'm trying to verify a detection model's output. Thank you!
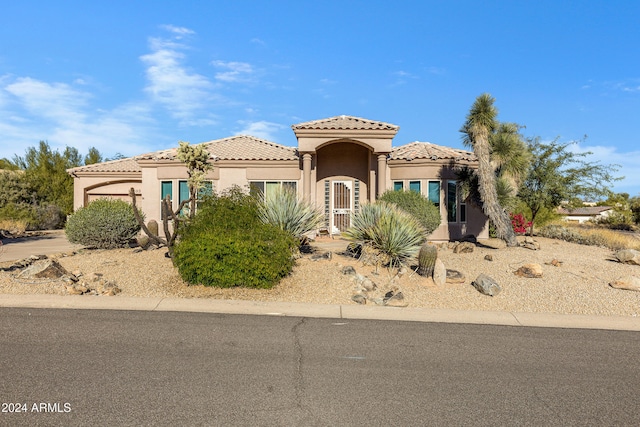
[538, 221, 640, 251]
[0, 219, 27, 236]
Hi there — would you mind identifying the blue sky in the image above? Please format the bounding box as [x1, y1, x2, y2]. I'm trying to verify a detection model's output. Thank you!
[2, 1, 639, 195]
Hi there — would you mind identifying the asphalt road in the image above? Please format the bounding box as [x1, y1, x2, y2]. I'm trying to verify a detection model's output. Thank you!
[1, 308, 639, 426]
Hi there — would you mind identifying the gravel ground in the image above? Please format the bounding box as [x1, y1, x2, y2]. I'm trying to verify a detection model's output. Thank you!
[1, 236, 639, 317]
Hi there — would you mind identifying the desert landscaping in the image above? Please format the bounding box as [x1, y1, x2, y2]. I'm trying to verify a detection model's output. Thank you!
[1, 235, 640, 317]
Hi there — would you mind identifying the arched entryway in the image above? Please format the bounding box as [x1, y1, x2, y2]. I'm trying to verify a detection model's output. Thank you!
[316, 141, 369, 232]
[292, 115, 398, 233]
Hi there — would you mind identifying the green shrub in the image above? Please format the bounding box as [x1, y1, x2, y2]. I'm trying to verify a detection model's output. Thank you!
[0, 202, 38, 230]
[173, 187, 297, 288]
[258, 187, 323, 243]
[378, 190, 441, 235]
[34, 203, 66, 230]
[65, 199, 141, 249]
[344, 202, 426, 268]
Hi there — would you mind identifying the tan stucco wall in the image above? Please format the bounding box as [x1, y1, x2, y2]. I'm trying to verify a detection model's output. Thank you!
[72, 174, 142, 211]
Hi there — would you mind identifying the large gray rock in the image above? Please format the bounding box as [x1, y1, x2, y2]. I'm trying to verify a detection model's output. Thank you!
[609, 276, 640, 292]
[472, 274, 502, 296]
[614, 249, 640, 265]
[16, 259, 69, 279]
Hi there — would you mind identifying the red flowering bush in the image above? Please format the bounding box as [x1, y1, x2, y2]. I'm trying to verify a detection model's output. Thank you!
[510, 212, 532, 235]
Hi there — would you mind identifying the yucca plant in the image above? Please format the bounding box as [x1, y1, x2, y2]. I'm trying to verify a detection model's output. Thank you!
[345, 202, 426, 268]
[258, 187, 324, 243]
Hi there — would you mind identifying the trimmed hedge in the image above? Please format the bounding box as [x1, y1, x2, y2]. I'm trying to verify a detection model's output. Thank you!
[173, 187, 297, 288]
[65, 199, 141, 249]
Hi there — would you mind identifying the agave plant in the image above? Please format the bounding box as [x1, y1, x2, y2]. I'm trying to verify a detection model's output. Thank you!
[258, 187, 324, 243]
[344, 202, 426, 268]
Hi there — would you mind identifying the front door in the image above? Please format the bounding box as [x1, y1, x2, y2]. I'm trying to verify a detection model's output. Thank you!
[332, 180, 352, 232]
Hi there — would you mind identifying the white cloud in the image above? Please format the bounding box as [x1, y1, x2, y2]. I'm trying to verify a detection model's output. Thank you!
[0, 75, 156, 160]
[568, 141, 640, 195]
[235, 120, 285, 140]
[160, 25, 195, 37]
[211, 60, 255, 83]
[5, 77, 90, 123]
[140, 30, 218, 124]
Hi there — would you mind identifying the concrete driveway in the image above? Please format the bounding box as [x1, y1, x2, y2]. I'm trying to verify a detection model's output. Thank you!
[0, 230, 83, 263]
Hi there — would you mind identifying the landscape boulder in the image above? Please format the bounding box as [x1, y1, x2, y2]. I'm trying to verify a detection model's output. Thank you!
[384, 291, 407, 307]
[432, 259, 447, 286]
[609, 276, 640, 292]
[16, 259, 70, 280]
[446, 269, 466, 284]
[613, 249, 640, 266]
[341, 266, 356, 276]
[472, 274, 501, 296]
[351, 294, 367, 304]
[520, 237, 540, 251]
[311, 251, 332, 261]
[453, 242, 475, 254]
[514, 263, 543, 278]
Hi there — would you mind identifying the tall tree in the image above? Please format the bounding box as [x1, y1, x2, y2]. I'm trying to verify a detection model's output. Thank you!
[84, 147, 103, 165]
[0, 158, 19, 170]
[517, 137, 622, 235]
[460, 94, 519, 246]
[12, 141, 84, 215]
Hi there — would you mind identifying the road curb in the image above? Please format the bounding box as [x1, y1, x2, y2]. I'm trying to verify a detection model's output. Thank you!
[2, 294, 640, 331]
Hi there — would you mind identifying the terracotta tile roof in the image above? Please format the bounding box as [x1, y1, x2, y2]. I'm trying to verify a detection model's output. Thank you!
[67, 157, 141, 174]
[292, 115, 399, 131]
[390, 142, 476, 161]
[557, 206, 613, 216]
[138, 135, 299, 161]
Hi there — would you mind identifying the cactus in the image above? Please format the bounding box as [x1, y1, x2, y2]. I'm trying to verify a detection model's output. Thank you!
[147, 220, 159, 236]
[416, 244, 438, 277]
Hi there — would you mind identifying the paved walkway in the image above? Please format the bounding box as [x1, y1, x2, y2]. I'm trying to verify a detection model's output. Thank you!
[2, 232, 640, 331]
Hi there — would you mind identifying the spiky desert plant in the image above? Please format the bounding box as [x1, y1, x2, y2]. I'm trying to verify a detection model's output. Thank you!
[416, 244, 438, 277]
[258, 187, 324, 243]
[345, 202, 426, 268]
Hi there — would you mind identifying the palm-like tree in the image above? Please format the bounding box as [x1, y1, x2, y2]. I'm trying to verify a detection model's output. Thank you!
[460, 94, 519, 247]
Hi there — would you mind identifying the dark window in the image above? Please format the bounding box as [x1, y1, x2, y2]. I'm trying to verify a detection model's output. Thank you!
[428, 181, 440, 207]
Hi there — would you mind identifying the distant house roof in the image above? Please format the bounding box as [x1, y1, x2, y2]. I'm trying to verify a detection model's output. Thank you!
[557, 206, 613, 216]
[67, 157, 141, 174]
[390, 142, 476, 161]
[292, 115, 399, 131]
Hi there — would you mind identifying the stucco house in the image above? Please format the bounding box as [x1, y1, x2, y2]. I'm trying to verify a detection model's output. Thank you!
[557, 206, 614, 224]
[67, 115, 489, 241]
